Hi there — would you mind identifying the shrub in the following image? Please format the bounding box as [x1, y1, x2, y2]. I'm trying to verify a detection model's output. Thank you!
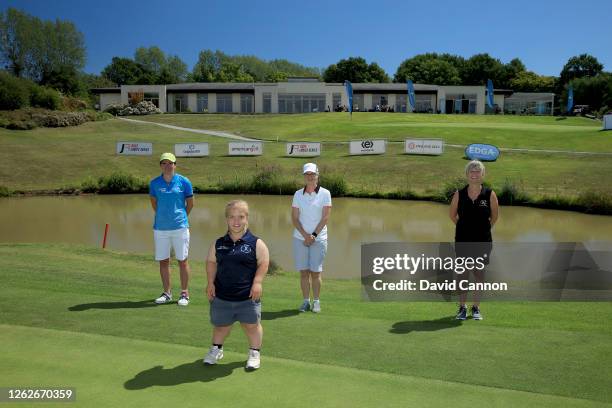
[96, 172, 147, 194]
[0, 185, 12, 197]
[30, 111, 92, 127]
[575, 191, 612, 215]
[103, 101, 161, 116]
[0, 71, 30, 110]
[497, 179, 529, 205]
[319, 173, 347, 196]
[62, 96, 88, 111]
[30, 86, 61, 110]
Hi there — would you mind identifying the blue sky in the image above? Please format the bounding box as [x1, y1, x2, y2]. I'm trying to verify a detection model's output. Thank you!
[4, 0, 612, 78]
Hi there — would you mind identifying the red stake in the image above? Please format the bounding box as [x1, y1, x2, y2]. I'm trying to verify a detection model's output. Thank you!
[102, 223, 110, 249]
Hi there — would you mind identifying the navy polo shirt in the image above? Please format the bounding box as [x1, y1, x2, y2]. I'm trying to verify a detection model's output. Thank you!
[149, 173, 193, 231]
[214, 230, 259, 301]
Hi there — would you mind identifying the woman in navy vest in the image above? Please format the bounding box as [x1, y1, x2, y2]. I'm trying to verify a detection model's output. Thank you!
[449, 160, 499, 321]
[203, 200, 270, 371]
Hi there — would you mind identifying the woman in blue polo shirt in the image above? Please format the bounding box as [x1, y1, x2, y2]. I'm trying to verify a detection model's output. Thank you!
[204, 200, 270, 371]
[149, 152, 194, 307]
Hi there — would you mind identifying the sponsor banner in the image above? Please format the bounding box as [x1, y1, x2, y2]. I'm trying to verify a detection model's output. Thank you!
[116, 142, 153, 155]
[362, 242, 612, 301]
[174, 143, 209, 157]
[465, 143, 500, 161]
[404, 139, 444, 155]
[350, 139, 386, 155]
[604, 114, 612, 130]
[286, 142, 321, 157]
[228, 142, 263, 156]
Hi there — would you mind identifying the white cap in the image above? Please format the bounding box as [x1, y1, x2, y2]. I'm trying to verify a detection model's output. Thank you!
[303, 163, 318, 174]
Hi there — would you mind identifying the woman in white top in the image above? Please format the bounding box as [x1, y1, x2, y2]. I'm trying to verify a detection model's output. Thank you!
[291, 163, 332, 313]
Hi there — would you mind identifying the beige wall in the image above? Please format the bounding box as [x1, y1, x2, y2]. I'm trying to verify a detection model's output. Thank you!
[99, 93, 121, 110]
[120, 85, 167, 112]
[97, 83, 507, 115]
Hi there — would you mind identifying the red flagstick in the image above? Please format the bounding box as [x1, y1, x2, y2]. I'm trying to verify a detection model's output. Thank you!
[102, 223, 110, 249]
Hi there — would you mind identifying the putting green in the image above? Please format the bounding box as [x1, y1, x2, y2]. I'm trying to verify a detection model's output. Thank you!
[1, 324, 605, 408]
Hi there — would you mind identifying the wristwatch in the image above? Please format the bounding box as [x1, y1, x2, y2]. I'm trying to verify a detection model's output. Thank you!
[311, 231, 318, 238]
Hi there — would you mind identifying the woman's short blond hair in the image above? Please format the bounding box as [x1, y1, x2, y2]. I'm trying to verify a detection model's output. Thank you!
[225, 199, 249, 218]
[465, 160, 486, 177]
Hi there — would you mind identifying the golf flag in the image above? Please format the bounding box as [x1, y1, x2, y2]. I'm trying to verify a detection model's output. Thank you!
[344, 80, 353, 118]
[407, 80, 416, 112]
[567, 86, 574, 113]
[486, 79, 494, 109]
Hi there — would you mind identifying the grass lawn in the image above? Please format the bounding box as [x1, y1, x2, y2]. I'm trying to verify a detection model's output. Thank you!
[0, 113, 611, 199]
[1, 243, 611, 407]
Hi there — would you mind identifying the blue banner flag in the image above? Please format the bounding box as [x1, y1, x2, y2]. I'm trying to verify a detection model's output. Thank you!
[344, 80, 353, 118]
[486, 79, 494, 109]
[567, 86, 574, 113]
[407, 80, 416, 112]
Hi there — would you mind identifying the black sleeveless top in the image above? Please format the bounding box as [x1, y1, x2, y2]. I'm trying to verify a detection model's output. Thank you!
[214, 229, 259, 301]
[455, 185, 492, 243]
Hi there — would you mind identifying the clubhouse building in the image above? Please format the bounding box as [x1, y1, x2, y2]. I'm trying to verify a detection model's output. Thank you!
[93, 77, 554, 115]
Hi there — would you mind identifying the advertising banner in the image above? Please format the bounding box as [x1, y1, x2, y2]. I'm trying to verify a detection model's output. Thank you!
[286, 142, 321, 157]
[174, 143, 209, 157]
[228, 142, 263, 156]
[404, 139, 444, 155]
[349, 140, 386, 155]
[116, 142, 153, 155]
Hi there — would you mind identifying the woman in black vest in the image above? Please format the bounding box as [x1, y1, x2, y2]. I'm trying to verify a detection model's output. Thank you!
[449, 160, 499, 321]
[203, 200, 270, 371]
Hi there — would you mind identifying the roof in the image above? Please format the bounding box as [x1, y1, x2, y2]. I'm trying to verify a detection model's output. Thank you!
[90, 87, 120, 94]
[166, 83, 255, 93]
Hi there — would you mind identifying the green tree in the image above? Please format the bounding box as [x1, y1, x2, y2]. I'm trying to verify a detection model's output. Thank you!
[40, 65, 81, 94]
[134, 46, 166, 74]
[101, 57, 152, 85]
[165, 55, 188, 83]
[323, 57, 389, 83]
[0, 8, 85, 85]
[509, 71, 555, 92]
[0, 8, 39, 78]
[264, 71, 288, 82]
[560, 54, 604, 84]
[192, 50, 223, 82]
[569, 73, 612, 112]
[394, 53, 461, 85]
[461, 53, 505, 86]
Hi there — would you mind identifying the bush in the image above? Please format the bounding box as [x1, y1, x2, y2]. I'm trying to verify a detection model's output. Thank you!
[96, 173, 148, 194]
[319, 173, 347, 196]
[104, 101, 161, 116]
[497, 179, 528, 205]
[0, 185, 12, 197]
[30, 86, 61, 110]
[575, 191, 612, 215]
[0, 71, 30, 110]
[62, 96, 88, 111]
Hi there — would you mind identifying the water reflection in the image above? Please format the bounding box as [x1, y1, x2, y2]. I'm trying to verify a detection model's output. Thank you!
[1, 195, 611, 278]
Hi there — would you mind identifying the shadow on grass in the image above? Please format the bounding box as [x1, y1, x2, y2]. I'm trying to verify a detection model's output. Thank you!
[390, 316, 462, 334]
[124, 360, 244, 389]
[261, 309, 299, 320]
[68, 299, 169, 311]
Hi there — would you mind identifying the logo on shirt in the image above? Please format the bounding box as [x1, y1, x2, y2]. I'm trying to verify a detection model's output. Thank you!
[479, 200, 489, 207]
[240, 244, 252, 254]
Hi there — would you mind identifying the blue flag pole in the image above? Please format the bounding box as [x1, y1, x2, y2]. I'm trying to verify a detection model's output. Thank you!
[486, 79, 494, 110]
[344, 80, 353, 120]
[566, 86, 574, 114]
[407, 80, 415, 113]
